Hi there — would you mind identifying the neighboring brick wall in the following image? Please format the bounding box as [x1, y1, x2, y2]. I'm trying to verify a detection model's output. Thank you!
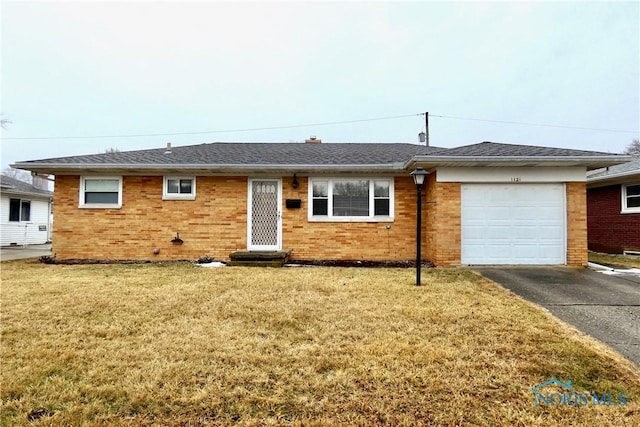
[52, 175, 421, 262]
[587, 184, 640, 254]
[424, 173, 461, 267]
[566, 182, 588, 266]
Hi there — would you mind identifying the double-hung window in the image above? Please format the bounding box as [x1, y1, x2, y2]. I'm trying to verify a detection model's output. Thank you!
[309, 178, 393, 221]
[163, 176, 196, 200]
[79, 176, 122, 208]
[9, 199, 31, 222]
[622, 184, 640, 213]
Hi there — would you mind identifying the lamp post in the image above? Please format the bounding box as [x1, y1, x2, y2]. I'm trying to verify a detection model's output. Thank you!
[410, 167, 428, 286]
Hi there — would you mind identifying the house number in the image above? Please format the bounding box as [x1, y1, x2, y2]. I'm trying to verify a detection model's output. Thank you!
[511, 177, 521, 182]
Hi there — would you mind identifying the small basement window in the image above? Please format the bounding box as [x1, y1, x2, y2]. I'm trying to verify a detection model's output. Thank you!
[163, 176, 196, 200]
[79, 176, 122, 208]
[622, 184, 640, 213]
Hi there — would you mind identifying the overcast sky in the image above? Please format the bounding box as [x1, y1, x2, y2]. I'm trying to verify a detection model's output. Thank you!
[1, 1, 639, 170]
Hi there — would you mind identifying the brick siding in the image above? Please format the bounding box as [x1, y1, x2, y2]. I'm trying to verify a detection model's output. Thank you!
[52, 174, 589, 266]
[424, 172, 461, 267]
[566, 182, 588, 266]
[587, 184, 640, 253]
[52, 175, 421, 262]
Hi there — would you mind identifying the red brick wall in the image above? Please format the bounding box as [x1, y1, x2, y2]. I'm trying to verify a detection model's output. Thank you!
[587, 185, 640, 253]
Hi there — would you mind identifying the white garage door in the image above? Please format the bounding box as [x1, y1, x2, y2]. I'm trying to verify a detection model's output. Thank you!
[461, 184, 566, 265]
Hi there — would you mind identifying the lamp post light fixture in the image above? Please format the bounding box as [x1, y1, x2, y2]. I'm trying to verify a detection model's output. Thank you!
[410, 167, 429, 286]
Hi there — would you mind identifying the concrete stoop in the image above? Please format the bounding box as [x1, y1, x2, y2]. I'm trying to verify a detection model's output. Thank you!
[228, 250, 291, 267]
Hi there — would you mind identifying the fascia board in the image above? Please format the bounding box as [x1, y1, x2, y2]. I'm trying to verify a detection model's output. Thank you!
[10, 162, 407, 175]
[587, 169, 640, 183]
[405, 155, 632, 170]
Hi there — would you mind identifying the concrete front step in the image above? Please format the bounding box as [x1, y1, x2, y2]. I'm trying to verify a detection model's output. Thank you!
[228, 250, 291, 267]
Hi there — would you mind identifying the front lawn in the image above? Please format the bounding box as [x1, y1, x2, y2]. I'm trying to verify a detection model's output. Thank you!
[589, 252, 640, 269]
[1, 261, 638, 426]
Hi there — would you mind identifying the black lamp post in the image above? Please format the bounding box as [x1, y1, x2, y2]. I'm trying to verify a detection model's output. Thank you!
[410, 167, 428, 286]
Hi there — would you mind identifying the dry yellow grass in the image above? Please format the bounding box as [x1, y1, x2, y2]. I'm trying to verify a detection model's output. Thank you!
[1, 260, 639, 426]
[589, 252, 640, 269]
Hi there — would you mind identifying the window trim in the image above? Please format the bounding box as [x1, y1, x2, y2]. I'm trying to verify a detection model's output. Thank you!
[9, 198, 31, 222]
[163, 176, 196, 200]
[307, 177, 394, 222]
[79, 176, 123, 209]
[621, 183, 640, 214]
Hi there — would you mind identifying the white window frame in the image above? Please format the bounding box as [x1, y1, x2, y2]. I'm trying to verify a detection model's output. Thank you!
[621, 183, 640, 214]
[163, 176, 196, 200]
[8, 198, 31, 222]
[79, 176, 123, 209]
[307, 177, 394, 222]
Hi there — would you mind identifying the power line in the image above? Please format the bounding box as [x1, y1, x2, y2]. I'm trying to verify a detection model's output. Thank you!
[2, 112, 637, 141]
[1, 113, 421, 141]
[428, 113, 637, 134]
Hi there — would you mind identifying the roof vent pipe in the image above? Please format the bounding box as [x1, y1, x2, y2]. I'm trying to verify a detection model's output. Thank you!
[165, 142, 172, 154]
[305, 136, 321, 144]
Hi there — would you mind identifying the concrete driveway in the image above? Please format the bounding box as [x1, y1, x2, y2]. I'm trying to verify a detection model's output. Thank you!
[0, 244, 52, 261]
[475, 267, 640, 366]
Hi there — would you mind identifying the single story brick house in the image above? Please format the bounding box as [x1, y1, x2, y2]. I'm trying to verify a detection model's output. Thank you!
[586, 155, 640, 254]
[0, 174, 53, 246]
[12, 140, 629, 266]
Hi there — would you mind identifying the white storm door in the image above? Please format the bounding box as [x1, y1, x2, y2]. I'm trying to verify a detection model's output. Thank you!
[248, 179, 282, 251]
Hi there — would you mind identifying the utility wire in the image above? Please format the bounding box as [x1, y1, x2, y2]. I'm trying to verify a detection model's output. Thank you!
[428, 113, 637, 134]
[1, 113, 420, 140]
[2, 112, 636, 140]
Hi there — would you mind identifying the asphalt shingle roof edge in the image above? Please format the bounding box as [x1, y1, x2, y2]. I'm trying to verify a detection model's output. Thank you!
[10, 141, 630, 173]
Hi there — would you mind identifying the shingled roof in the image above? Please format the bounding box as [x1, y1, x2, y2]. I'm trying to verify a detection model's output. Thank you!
[11, 141, 629, 174]
[435, 141, 614, 157]
[408, 141, 629, 170]
[587, 155, 640, 185]
[0, 175, 52, 198]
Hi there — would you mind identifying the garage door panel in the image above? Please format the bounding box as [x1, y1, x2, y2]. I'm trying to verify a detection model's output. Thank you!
[461, 184, 566, 265]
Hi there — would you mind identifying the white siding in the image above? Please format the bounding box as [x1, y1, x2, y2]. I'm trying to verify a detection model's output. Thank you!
[0, 195, 51, 246]
[437, 167, 586, 183]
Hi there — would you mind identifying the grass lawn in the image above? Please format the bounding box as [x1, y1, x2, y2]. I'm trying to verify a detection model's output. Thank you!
[589, 252, 640, 269]
[1, 261, 639, 426]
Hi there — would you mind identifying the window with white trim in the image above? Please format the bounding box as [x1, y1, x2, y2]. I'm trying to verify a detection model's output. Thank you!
[308, 178, 394, 221]
[163, 176, 196, 200]
[622, 184, 640, 213]
[9, 198, 31, 222]
[79, 176, 122, 208]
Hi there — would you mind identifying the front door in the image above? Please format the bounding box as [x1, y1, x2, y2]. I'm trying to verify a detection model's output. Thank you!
[248, 179, 282, 250]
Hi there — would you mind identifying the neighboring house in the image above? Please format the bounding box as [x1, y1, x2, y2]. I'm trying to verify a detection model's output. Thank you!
[586, 155, 640, 254]
[12, 140, 629, 266]
[0, 174, 53, 246]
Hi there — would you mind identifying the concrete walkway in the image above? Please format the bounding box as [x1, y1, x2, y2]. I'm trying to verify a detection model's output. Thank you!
[0, 244, 52, 261]
[476, 266, 640, 366]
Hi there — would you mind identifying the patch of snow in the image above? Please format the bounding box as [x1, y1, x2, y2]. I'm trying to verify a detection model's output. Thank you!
[196, 262, 226, 268]
[589, 262, 640, 277]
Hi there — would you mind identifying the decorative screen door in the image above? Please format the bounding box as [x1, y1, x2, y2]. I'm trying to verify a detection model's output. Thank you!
[248, 179, 282, 250]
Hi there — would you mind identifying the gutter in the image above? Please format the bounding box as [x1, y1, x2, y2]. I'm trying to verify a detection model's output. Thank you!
[10, 162, 409, 175]
[587, 168, 640, 183]
[405, 154, 632, 169]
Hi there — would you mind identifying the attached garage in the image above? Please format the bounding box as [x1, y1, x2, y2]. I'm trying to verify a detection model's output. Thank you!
[461, 183, 566, 265]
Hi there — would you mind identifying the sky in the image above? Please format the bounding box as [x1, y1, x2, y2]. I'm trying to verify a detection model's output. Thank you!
[1, 1, 639, 170]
